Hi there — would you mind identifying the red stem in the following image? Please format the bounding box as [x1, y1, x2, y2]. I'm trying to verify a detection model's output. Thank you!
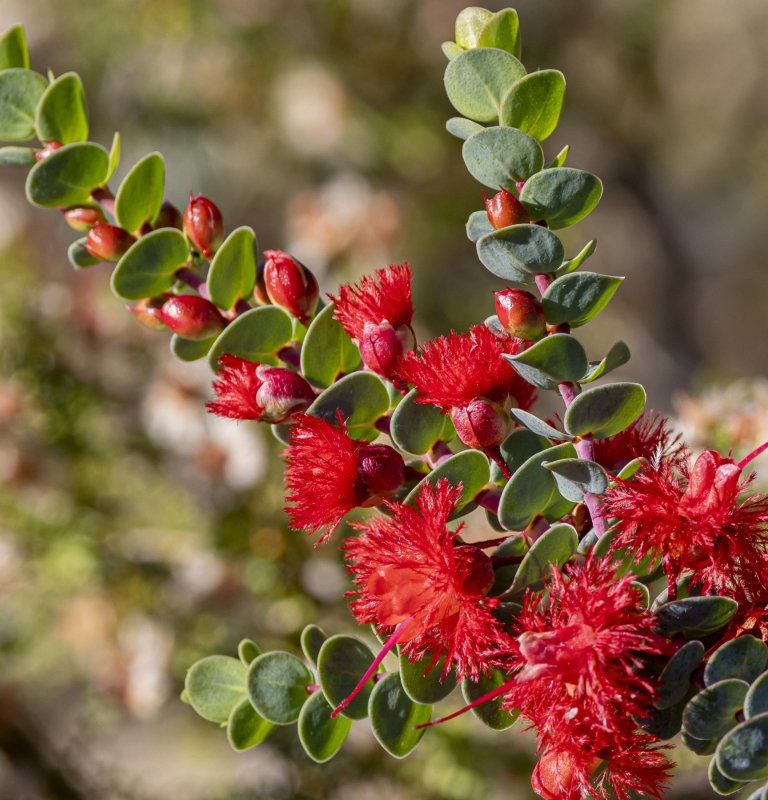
[486, 446, 512, 480]
[415, 678, 515, 729]
[739, 440, 768, 470]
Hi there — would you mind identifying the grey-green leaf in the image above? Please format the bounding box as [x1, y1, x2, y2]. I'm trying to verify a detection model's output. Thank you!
[581, 341, 631, 384]
[227, 697, 273, 751]
[454, 7, 494, 49]
[399, 650, 457, 705]
[317, 635, 376, 720]
[555, 238, 597, 276]
[298, 690, 351, 763]
[746, 672, 768, 719]
[462, 126, 543, 189]
[500, 70, 565, 141]
[185, 655, 246, 724]
[477, 224, 564, 280]
[405, 450, 490, 518]
[446, 117, 484, 140]
[505, 333, 587, 388]
[307, 372, 389, 442]
[369, 672, 431, 758]
[466, 209, 494, 243]
[0, 69, 47, 141]
[67, 237, 101, 269]
[683, 679, 749, 741]
[564, 382, 646, 440]
[208, 305, 293, 371]
[0, 145, 35, 166]
[246, 651, 313, 725]
[656, 641, 705, 710]
[170, 334, 215, 363]
[115, 152, 165, 234]
[655, 596, 739, 637]
[390, 389, 447, 455]
[717, 712, 768, 782]
[477, 9, 521, 58]
[509, 409, 572, 441]
[705, 637, 768, 687]
[520, 168, 603, 230]
[542, 272, 623, 328]
[300, 625, 328, 667]
[238, 639, 261, 666]
[207, 226, 257, 311]
[543, 458, 609, 502]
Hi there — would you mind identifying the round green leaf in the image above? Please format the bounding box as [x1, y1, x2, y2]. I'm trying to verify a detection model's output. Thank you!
[500, 70, 566, 141]
[184, 655, 246, 723]
[709, 756, 747, 795]
[300, 625, 328, 667]
[247, 651, 313, 725]
[238, 639, 261, 666]
[207, 226, 258, 311]
[298, 690, 351, 763]
[390, 389, 446, 455]
[466, 209, 494, 243]
[462, 669, 516, 730]
[504, 333, 587, 388]
[718, 712, 768, 782]
[477, 224, 564, 281]
[399, 650, 457, 705]
[454, 7, 494, 49]
[35, 72, 88, 144]
[115, 152, 165, 234]
[582, 341, 631, 384]
[543, 458, 609, 502]
[477, 9, 521, 58]
[170, 334, 215, 362]
[656, 641, 705, 710]
[542, 272, 623, 328]
[227, 696, 273, 751]
[0, 69, 47, 141]
[208, 305, 293, 371]
[67, 237, 101, 270]
[446, 117, 484, 141]
[110, 228, 188, 300]
[0, 145, 35, 166]
[509, 409, 572, 441]
[638, 692, 688, 740]
[681, 730, 718, 756]
[706, 636, 768, 687]
[441, 41, 464, 60]
[317, 635, 377, 720]
[564, 382, 646, 440]
[300, 302, 361, 388]
[0, 25, 30, 70]
[747, 673, 768, 719]
[369, 672, 431, 758]
[462, 126, 543, 189]
[520, 168, 603, 229]
[307, 372, 389, 442]
[26, 141, 109, 208]
[444, 48, 526, 123]
[405, 450, 490, 517]
[506, 523, 577, 594]
[655, 596, 739, 637]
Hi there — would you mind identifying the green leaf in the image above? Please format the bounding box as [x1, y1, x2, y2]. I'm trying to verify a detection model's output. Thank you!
[499, 442, 577, 530]
[390, 389, 446, 455]
[0, 25, 30, 70]
[520, 168, 603, 229]
[106, 132, 121, 182]
[542, 272, 623, 328]
[655, 596, 739, 637]
[506, 523, 578, 594]
[462, 126, 543, 189]
[718, 712, 768, 782]
[110, 228, 188, 300]
[504, 333, 587, 388]
[185, 655, 246, 723]
[300, 625, 328, 667]
[35, 72, 88, 144]
[67, 237, 100, 269]
[488, 535, 527, 595]
[246, 651, 313, 725]
[683, 679, 749, 741]
[444, 48, 526, 123]
[477, 224, 564, 281]
[500, 428, 549, 472]
[509, 409, 572, 441]
[555, 238, 597, 276]
[681, 730, 718, 756]
[466, 210, 494, 243]
[300, 302, 360, 389]
[477, 9, 521, 58]
[307, 372, 389, 442]
[26, 141, 108, 208]
[547, 145, 569, 169]
[170, 334, 215, 363]
[500, 70, 565, 141]
[638, 691, 688, 740]
[441, 41, 464, 60]
[206, 226, 257, 311]
[114, 152, 165, 234]
[454, 7, 494, 49]
[399, 650, 457, 705]
[564, 382, 646, 440]
[226, 697, 273, 751]
[207, 306, 293, 371]
[405, 450, 490, 517]
[0, 69, 46, 141]
[632, 581, 650, 609]
[369, 672, 431, 758]
[747, 673, 768, 719]
[543, 458, 609, 502]
[446, 117, 484, 140]
[581, 341, 631, 384]
[656, 641, 705, 710]
[298, 690, 351, 763]
[238, 639, 261, 666]
[709, 757, 747, 795]
[317, 635, 376, 720]
[462, 669, 516, 730]
[615, 456, 643, 481]
[0, 145, 35, 166]
[705, 637, 768, 687]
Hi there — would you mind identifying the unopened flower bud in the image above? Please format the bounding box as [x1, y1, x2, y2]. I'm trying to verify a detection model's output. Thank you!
[263, 249, 319, 324]
[494, 288, 547, 341]
[35, 141, 63, 162]
[359, 321, 415, 380]
[158, 295, 226, 341]
[455, 545, 495, 596]
[63, 205, 106, 233]
[128, 296, 167, 331]
[484, 188, 529, 230]
[532, 749, 602, 800]
[154, 201, 182, 230]
[84, 222, 136, 262]
[183, 194, 224, 258]
[253, 365, 316, 423]
[450, 398, 510, 450]
[357, 443, 406, 497]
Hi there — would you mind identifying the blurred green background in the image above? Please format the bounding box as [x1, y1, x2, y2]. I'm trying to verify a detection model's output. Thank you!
[0, 0, 767, 798]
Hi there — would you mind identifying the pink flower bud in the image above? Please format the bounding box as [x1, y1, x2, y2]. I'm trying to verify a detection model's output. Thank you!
[154, 201, 182, 230]
[358, 321, 416, 380]
[84, 222, 136, 262]
[263, 249, 319, 324]
[35, 141, 63, 162]
[450, 398, 510, 450]
[63, 205, 106, 233]
[484, 188, 529, 230]
[158, 295, 226, 341]
[253, 365, 317, 423]
[357, 443, 406, 497]
[128, 296, 168, 331]
[494, 288, 547, 341]
[183, 194, 224, 259]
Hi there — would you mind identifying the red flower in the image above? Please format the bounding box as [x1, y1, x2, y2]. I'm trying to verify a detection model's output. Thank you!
[330, 263, 415, 381]
[207, 355, 315, 422]
[284, 414, 404, 543]
[592, 410, 683, 474]
[603, 448, 768, 603]
[344, 479, 505, 680]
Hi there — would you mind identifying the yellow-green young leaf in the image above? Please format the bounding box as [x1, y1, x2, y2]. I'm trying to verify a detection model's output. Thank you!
[35, 72, 88, 144]
[246, 651, 313, 725]
[184, 655, 246, 723]
[500, 70, 566, 141]
[520, 168, 603, 230]
[454, 7, 494, 49]
[106, 132, 121, 182]
[462, 126, 543, 189]
[110, 228, 188, 300]
[300, 303, 360, 388]
[307, 372, 389, 442]
[206, 226, 257, 311]
[368, 673, 431, 758]
[477, 9, 521, 58]
[226, 697, 273, 751]
[0, 69, 47, 141]
[441, 41, 464, 60]
[207, 306, 293, 371]
[0, 25, 30, 70]
[26, 142, 109, 208]
[115, 152, 165, 234]
[297, 690, 351, 763]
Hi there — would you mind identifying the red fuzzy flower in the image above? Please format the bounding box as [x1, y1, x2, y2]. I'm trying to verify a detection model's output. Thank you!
[592, 410, 683, 474]
[207, 355, 315, 422]
[330, 263, 415, 381]
[284, 414, 405, 543]
[603, 448, 768, 603]
[344, 479, 505, 680]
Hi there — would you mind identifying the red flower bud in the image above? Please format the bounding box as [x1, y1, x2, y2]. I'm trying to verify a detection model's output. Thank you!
[253, 365, 317, 423]
[183, 194, 224, 259]
[128, 296, 168, 331]
[84, 222, 136, 262]
[357, 443, 406, 497]
[450, 398, 510, 450]
[494, 288, 547, 341]
[154, 201, 182, 230]
[263, 249, 320, 324]
[484, 188, 529, 229]
[358, 321, 415, 380]
[63, 205, 106, 233]
[35, 141, 63, 162]
[455, 545, 495, 596]
[158, 295, 226, 341]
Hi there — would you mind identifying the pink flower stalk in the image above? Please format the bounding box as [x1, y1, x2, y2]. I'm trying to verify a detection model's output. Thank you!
[330, 263, 415, 382]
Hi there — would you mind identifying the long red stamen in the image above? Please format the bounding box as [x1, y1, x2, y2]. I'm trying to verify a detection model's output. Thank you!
[414, 678, 515, 729]
[739, 440, 768, 470]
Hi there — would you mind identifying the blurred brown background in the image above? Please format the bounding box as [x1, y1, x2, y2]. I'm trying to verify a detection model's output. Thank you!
[0, 0, 767, 798]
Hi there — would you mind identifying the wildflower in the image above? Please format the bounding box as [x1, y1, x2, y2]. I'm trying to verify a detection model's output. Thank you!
[284, 413, 405, 542]
[592, 410, 682, 473]
[207, 355, 315, 423]
[330, 263, 415, 381]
